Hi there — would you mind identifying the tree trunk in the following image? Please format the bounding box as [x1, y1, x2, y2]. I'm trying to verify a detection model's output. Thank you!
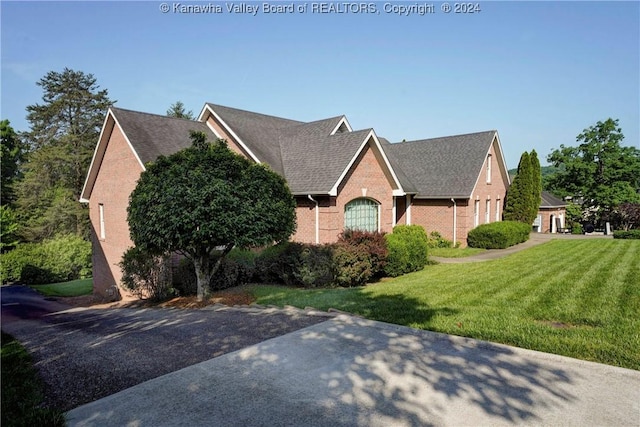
[192, 244, 234, 302]
[193, 257, 212, 302]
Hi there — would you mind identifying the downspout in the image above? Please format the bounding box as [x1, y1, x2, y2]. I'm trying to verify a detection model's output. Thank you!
[308, 195, 319, 244]
[451, 198, 457, 244]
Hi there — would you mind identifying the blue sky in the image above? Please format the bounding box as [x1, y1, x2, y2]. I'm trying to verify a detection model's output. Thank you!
[2, 1, 638, 168]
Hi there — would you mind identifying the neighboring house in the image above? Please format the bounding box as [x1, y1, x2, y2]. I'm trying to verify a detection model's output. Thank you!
[533, 191, 568, 233]
[81, 103, 510, 300]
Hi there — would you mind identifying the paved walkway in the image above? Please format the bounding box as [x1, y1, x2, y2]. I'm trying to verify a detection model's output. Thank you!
[430, 233, 613, 263]
[66, 314, 640, 426]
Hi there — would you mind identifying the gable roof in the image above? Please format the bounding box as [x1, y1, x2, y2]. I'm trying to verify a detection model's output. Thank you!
[80, 107, 215, 202]
[83, 103, 509, 203]
[382, 131, 499, 199]
[540, 191, 567, 208]
[201, 104, 404, 196]
[113, 107, 214, 164]
[201, 103, 303, 175]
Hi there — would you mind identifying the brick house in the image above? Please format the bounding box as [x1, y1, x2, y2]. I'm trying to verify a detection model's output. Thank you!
[534, 191, 568, 233]
[80, 103, 510, 300]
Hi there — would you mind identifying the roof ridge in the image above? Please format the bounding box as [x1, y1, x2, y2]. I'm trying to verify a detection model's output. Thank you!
[111, 106, 202, 124]
[205, 103, 304, 126]
[395, 129, 497, 145]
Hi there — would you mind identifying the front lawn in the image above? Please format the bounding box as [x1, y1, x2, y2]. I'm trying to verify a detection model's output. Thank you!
[429, 247, 486, 258]
[252, 239, 640, 370]
[29, 278, 92, 297]
[1, 332, 65, 426]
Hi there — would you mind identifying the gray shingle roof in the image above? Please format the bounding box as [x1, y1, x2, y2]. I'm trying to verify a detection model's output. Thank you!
[281, 128, 373, 194]
[205, 103, 303, 175]
[102, 105, 500, 200]
[112, 107, 214, 165]
[382, 131, 497, 198]
[540, 191, 567, 208]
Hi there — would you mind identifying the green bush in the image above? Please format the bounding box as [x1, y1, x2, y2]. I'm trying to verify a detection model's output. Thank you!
[467, 221, 531, 249]
[384, 225, 429, 277]
[332, 242, 375, 287]
[337, 230, 388, 278]
[571, 223, 583, 234]
[613, 230, 640, 239]
[119, 247, 172, 301]
[295, 244, 335, 288]
[0, 234, 91, 285]
[255, 241, 304, 286]
[427, 231, 454, 248]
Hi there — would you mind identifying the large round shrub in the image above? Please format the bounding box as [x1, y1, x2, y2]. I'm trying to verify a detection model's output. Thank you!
[467, 221, 531, 249]
[384, 225, 429, 277]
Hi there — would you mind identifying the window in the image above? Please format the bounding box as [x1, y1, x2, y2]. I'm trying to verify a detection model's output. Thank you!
[344, 198, 379, 232]
[485, 199, 491, 223]
[474, 200, 480, 227]
[486, 154, 492, 183]
[496, 199, 501, 221]
[99, 203, 106, 239]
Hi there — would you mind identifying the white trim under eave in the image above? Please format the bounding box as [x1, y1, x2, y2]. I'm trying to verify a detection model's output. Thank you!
[79, 109, 145, 203]
[200, 104, 261, 164]
[328, 129, 405, 197]
[493, 131, 511, 186]
[330, 116, 353, 135]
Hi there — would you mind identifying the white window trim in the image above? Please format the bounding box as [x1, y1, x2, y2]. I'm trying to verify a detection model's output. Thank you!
[486, 154, 492, 184]
[99, 203, 106, 240]
[485, 199, 491, 224]
[496, 199, 501, 221]
[474, 199, 480, 227]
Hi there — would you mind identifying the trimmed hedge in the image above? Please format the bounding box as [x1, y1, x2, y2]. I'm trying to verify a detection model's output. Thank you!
[255, 231, 389, 288]
[467, 221, 531, 249]
[384, 225, 429, 277]
[613, 230, 640, 240]
[0, 235, 91, 285]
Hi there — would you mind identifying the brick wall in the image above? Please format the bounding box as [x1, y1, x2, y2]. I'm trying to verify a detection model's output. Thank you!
[89, 123, 143, 301]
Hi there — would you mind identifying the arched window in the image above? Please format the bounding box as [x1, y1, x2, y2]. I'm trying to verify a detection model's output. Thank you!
[344, 198, 379, 232]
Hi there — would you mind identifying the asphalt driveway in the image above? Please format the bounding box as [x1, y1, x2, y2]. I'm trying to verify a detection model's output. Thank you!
[1, 286, 331, 412]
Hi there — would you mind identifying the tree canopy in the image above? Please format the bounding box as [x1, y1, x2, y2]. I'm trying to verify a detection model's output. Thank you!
[128, 132, 296, 300]
[503, 150, 541, 225]
[1, 120, 25, 206]
[14, 68, 113, 241]
[546, 118, 640, 225]
[166, 101, 195, 120]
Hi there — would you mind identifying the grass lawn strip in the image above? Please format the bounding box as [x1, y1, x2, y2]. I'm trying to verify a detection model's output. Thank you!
[1, 332, 65, 426]
[251, 239, 640, 370]
[29, 278, 92, 297]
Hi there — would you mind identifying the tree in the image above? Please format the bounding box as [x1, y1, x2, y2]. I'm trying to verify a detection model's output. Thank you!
[1, 120, 25, 205]
[547, 118, 640, 225]
[504, 150, 540, 225]
[612, 203, 640, 231]
[529, 150, 543, 223]
[14, 68, 113, 241]
[128, 131, 296, 301]
[166, 101, 194, 120]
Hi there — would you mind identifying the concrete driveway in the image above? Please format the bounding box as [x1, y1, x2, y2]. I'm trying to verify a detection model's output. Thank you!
[66, 314, 640, 427]
[3, 286, 639, 426]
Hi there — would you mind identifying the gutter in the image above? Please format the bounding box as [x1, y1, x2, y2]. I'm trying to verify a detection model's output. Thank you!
[307, 195, 319, 244]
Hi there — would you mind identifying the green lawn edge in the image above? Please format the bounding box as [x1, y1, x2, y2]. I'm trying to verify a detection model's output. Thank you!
[250, 239, 640, 370]
[29, 278, 93, 297]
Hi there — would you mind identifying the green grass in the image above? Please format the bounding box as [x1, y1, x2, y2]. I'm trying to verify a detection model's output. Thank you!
[29, 278, 93, 297]
[251, 239, 640, 370]
[1, 332, 66, 427]
[429, 247, 486, 258]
